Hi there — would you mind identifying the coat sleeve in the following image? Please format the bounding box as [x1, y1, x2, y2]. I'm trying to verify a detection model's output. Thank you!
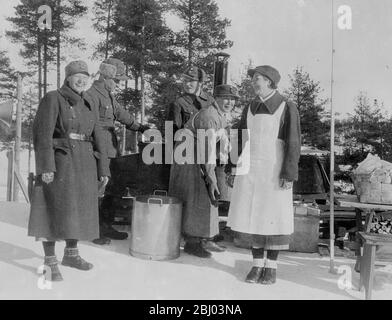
[112, 98, 140, 131]
[167, 101, 182, 133]
[225, 104, 249, 174]
[280, 101, 301, 181]
[92, 119, 111, 178]
[33, 92, 59, 175]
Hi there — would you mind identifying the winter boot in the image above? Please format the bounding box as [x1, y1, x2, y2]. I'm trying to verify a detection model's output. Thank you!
[260, 268, 277, 285]
[62, 248, 93, 271]
[102, 223, 128, 240]
[245, 267, 264, 283]
[184, 241, 212, 258]
[44, 256, 63, 281]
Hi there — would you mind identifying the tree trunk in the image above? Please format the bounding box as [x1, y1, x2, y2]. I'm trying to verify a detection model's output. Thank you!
[187, 0, 193, 65]
[105, 0, 112, 59]
[43, 32, 48, 95]
[56, 0, 61, 89]
[38, 34, 42, 101]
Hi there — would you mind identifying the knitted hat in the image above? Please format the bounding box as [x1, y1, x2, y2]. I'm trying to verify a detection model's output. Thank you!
[247, 65, 281, 87]
[65, 60, 89, 78]
[99, 62, 117, 80]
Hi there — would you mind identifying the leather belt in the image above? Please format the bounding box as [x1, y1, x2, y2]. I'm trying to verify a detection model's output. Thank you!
[101, 125, 115, 131]
[68, 133, 93, 142]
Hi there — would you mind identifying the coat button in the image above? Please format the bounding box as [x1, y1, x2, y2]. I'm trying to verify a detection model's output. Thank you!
[72, 144, 75, 148]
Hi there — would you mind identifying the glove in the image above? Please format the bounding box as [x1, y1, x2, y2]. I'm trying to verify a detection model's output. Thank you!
[42, 172, 54, 184]
[138, 124, 151, 133]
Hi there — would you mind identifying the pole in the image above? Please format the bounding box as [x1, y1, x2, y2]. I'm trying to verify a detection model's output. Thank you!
[28, 88, 33, 175]
[329, 0, 337, 274]
[13, 74, 23, 202]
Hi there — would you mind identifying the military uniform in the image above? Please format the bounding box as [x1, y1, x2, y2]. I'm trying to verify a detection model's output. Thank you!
[168, 66, 227, 257]
[86, 58, 147, 242]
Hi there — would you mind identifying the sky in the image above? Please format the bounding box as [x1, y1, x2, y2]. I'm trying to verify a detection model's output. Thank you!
[1, 0, 392, 117]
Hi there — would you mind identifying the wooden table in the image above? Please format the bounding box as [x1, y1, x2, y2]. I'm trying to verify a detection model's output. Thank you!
[336, 195, 392, 299]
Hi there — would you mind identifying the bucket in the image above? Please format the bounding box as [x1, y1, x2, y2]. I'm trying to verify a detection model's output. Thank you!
[289, 214, 320, 253]
[129, 190, 183, 260]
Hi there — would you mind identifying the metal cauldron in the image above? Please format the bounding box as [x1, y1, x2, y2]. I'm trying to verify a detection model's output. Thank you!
[129, 190, 183, 260]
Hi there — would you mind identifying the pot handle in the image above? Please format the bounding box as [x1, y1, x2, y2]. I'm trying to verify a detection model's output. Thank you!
[148, 197, 163, 206]
[153, 190, 168, 196]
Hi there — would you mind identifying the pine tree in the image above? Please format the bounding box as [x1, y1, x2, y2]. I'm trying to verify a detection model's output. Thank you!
[284, 66, 329, 148]
[171, 0, 233, 74]
[0, 48, 17, 99]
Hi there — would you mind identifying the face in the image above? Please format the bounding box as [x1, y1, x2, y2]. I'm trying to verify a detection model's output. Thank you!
[216, 96, 236, 114]
[68, 73, 89, 93]
[251, 72, 271, 96]
[183, 78, 200, 95]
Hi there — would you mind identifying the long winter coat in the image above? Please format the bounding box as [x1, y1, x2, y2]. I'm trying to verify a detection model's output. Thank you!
[28, 84, 110, 240]
[169, 101, 228, 239]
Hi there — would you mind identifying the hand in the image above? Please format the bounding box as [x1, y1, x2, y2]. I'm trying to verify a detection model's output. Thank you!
[279, 178, 293, 190]
[138, 124, 151, 133]
[208, 182, 220, 202]
[42, 172, 54, 184]
[100, 176, 109, 188]
[98, 176, 109, 198]
[225, 173, 235, 188]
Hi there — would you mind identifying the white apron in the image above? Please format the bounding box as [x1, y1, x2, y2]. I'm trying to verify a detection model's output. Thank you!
[227, 101, 294, 235]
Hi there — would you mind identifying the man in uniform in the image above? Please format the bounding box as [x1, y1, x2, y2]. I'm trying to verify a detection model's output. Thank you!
[168, 66, 227, 257]
[87, 57, 150, 245]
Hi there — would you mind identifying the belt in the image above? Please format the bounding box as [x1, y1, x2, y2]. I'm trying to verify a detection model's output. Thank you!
[101, 125, 115, 131]
[68, 133, 93, 142]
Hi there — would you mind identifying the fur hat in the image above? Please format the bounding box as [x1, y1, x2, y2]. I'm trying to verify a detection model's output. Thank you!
[99, 63, 117, 80]
[182, 65, 206, 82]
[214, 84, 239, 99]
[65, 60, 89, 78]
[103, 58, 129, 80]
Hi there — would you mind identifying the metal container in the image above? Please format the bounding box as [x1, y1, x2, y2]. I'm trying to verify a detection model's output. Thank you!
[129, 190, 183, 260]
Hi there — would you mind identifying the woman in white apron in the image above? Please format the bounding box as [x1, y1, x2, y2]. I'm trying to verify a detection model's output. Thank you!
[227, 65, 301, 285]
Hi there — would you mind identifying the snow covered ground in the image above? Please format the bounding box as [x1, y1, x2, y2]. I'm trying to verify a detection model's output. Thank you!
[0, 150, 34, 202]
[0, 202, 391, 300]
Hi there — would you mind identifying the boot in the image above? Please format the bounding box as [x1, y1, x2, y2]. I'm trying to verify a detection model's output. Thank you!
[184, 241, 211, 258]
[260, 268, 277, 285]
[102, 223, 128, 240]
[202, 239, 226, 252]
[62, 248, 93, 271]
[92, 237, 111, 245]
[44, 256, 63, 281]
[245, 266, 264, 283]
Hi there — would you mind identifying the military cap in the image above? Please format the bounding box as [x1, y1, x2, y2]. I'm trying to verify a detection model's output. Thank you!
[248, 65, 281, 87]
[214, 84, 239, 99]
[182, 65, 206, 82]
[103, 57, 129, 80]
[65, 60, 89, 78]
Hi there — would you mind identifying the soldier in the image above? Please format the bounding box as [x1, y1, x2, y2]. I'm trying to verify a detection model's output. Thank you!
[28, 61, 110, 281]
[213, 84, 239, 219]
[168, 66, 227, 257]
[87, 57, 150, 245]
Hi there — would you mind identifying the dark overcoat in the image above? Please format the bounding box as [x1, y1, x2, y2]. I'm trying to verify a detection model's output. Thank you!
[86, 79, 140, 159]
[28, 84, 110, 240]
[168, 93, 227, 239]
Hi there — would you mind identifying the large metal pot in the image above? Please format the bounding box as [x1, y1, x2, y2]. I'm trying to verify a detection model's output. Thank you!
[129, 191, 183, 260]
